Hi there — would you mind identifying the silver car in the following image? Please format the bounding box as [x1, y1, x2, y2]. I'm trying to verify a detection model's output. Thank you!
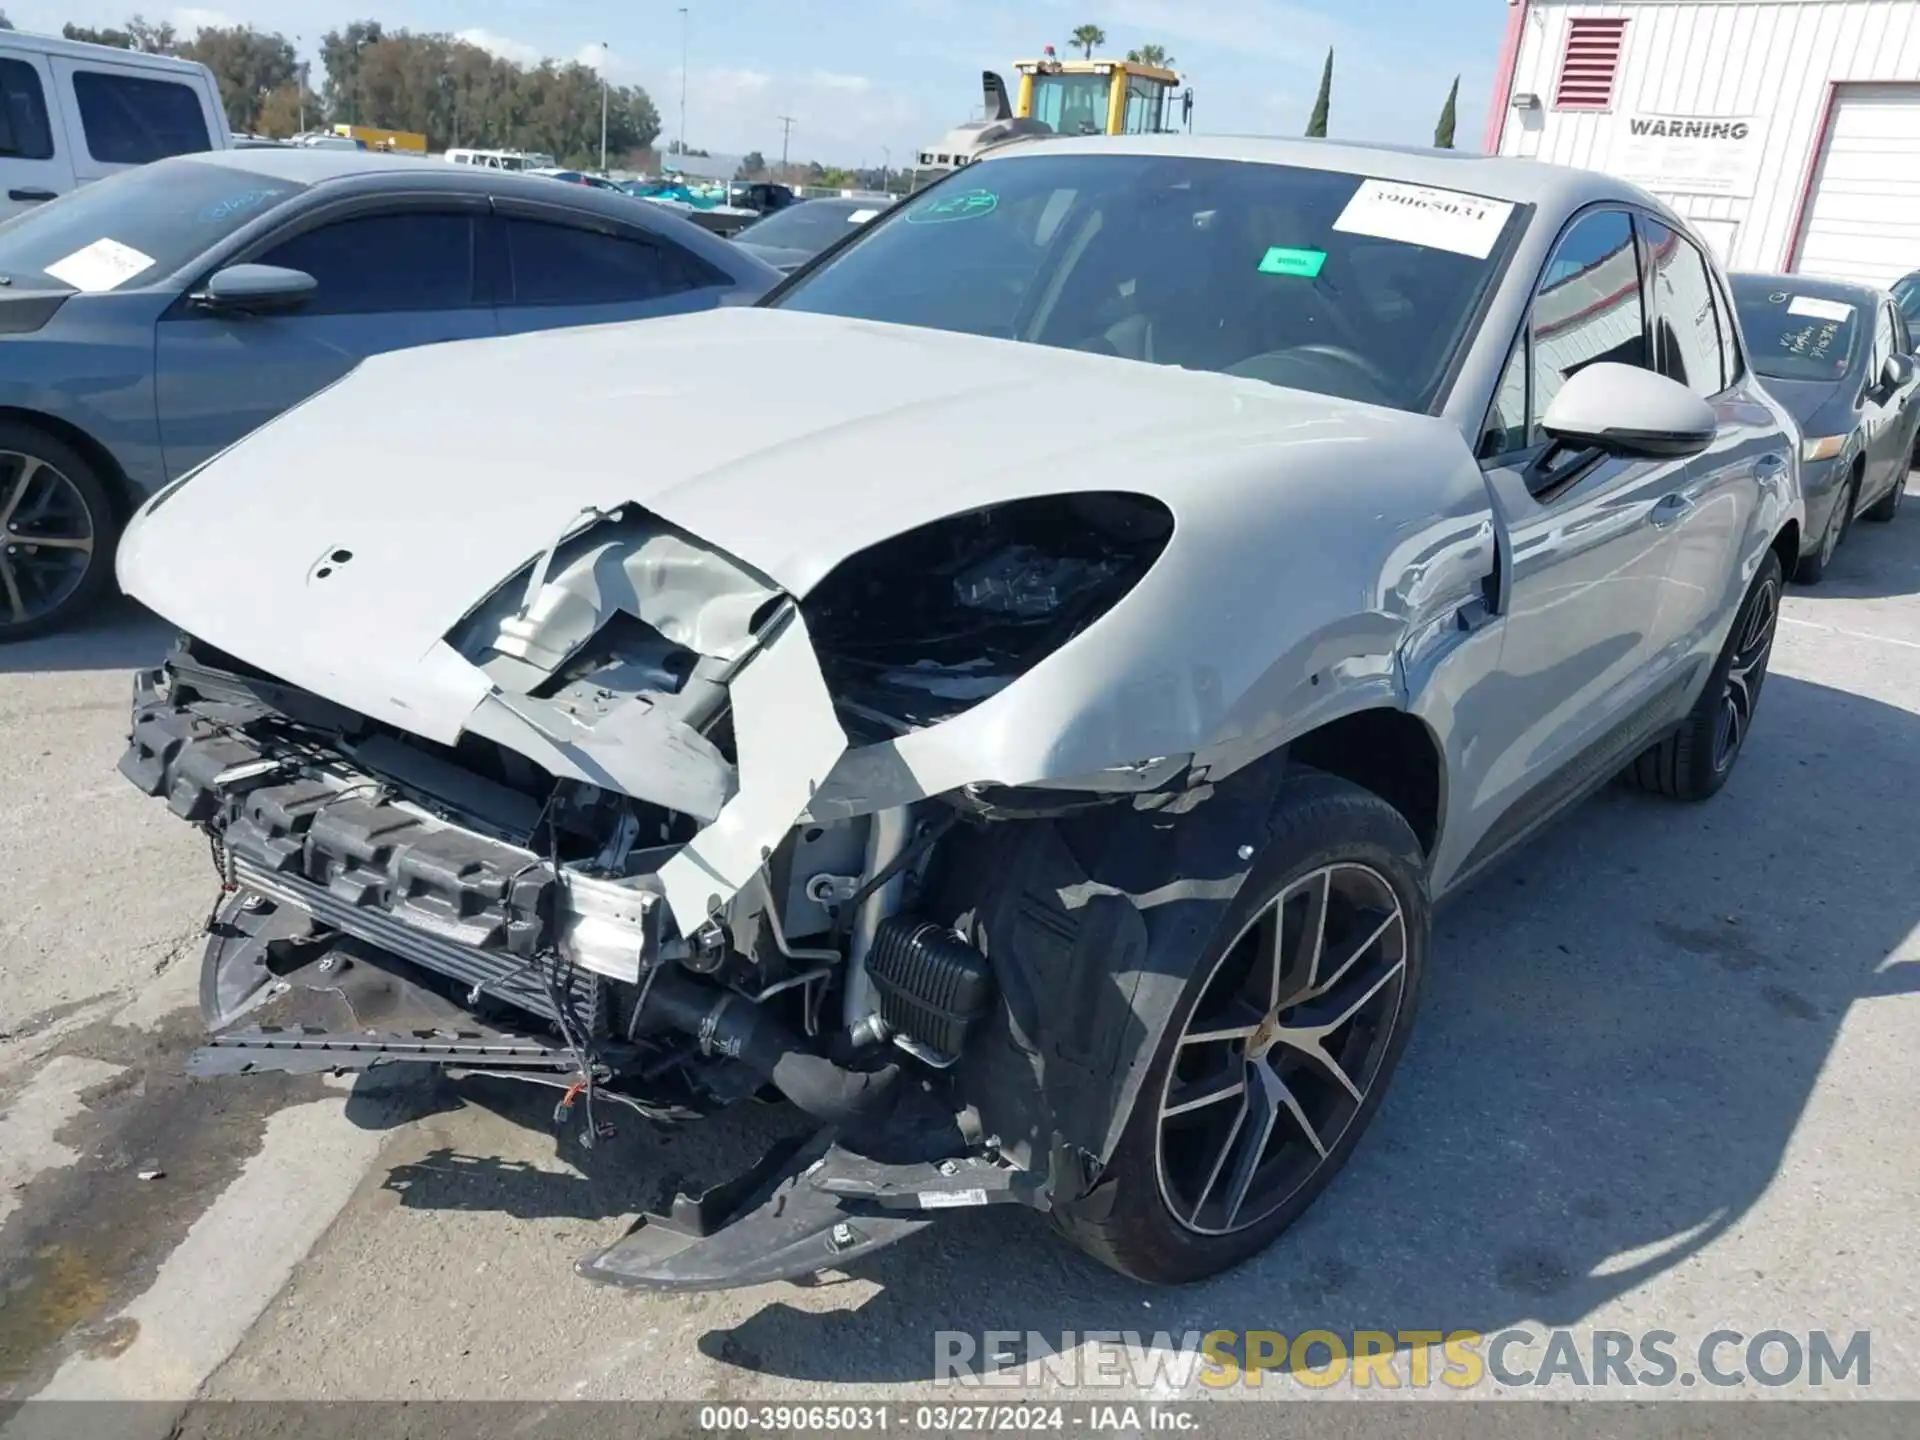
[117, 134, 1800, 1290]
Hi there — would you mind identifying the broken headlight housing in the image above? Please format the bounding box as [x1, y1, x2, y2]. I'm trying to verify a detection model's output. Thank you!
[801, 492, 1174, 740]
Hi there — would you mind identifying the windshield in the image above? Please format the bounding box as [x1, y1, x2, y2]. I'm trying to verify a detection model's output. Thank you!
[1031, 74, 1112, 136]
[0, 159, 304, 292]
[1731, 280, 1860, 383]
[773, 154, 1518, 412]
[739, 201, 884, 252]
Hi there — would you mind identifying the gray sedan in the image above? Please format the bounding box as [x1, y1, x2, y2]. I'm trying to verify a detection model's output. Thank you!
[1729, 272, 1919, 583]
[0, 148, 779, 639]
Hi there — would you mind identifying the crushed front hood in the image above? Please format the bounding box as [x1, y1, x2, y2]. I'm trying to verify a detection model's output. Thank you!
[119, 305, 1415, 739]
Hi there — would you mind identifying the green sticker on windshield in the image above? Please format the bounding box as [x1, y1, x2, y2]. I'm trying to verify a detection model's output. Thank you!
[907, 189, 998, 224]
[1258, 246, 1327, 277]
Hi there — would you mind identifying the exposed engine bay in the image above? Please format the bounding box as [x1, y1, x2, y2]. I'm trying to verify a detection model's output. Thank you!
[119, 492, 1277, 1290]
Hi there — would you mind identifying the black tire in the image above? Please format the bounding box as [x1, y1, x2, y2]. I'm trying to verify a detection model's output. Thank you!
[0, 421, 120, 642]
[1626, 548, 1782, 803]
[1863, 466, 1906, 523]
[1051, 770, 1429, 1285]
[1792, 476, 1854, 584]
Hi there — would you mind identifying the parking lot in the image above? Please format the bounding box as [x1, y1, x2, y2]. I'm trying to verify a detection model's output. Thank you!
[2, 478, 1918, 1414]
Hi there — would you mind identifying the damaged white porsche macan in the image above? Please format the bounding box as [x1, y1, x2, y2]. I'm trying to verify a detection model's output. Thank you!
[117, 136, 1800, 1288]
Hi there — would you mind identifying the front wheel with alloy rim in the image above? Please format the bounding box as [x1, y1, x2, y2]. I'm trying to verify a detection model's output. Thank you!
[1626, 548, 1781, 802]
[0, 422, 119, 642]
[1052, 771, 1428, 1284]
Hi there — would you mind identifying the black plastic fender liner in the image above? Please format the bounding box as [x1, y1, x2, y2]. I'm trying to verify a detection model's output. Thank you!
[640, 967, 900, 1125]
[928, 747, 1298, 1190]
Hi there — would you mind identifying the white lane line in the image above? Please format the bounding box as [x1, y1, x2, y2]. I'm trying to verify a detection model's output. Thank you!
[0, 1056, 127, 1229]
[1779, 615, 1920, 651]
[25, 1093, 393, 1403]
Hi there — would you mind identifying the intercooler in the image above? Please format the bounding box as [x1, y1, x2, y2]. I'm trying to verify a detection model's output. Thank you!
[230, 860, 603, 1028]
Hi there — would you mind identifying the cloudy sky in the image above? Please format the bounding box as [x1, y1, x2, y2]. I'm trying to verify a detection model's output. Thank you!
[15, 0, 1506, 166]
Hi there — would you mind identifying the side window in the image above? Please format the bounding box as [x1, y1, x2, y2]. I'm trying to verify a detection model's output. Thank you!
[1870, 303, 1896, 374]
[1642, 219, 1728, 397]
[1893, 302, 1914, 357]
[1482, 333, 1529, 457]
[0, 58, 55, 161]
[255, 213, 476, 315]
[1895, 279, 1920, 331]
[71, 71, 212, 165]
[1709, 274, 1744, 383]
[503, 218, 725, 306]
[1530, 208, 1646, 443]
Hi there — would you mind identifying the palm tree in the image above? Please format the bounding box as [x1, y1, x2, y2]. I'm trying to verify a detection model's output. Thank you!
[1434, 75, 1460, 149]
[1070, 24, 1107, 59]
[1306, 47, 1333, 138]
[1126, 44, 1175, 68]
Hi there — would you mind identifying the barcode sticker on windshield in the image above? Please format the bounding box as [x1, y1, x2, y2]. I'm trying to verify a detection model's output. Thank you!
[847, 208, 880, 223]
[43, 238, 157, 293]
[1332, 181, 1514, 259]
[1788, 295, 1853, 323]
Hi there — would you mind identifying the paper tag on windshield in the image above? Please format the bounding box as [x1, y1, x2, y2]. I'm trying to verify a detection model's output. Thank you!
[1788, 295, 1853, 323]
[1332, 180, 1514, 259]
[43, 238, 157, 293]
[847, 208, 880, 223]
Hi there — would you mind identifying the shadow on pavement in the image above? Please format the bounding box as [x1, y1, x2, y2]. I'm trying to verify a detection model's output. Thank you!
[369, 1075, 808, 1225]
[0, 598, 174, 675]
[368, 672, 1918, 1384]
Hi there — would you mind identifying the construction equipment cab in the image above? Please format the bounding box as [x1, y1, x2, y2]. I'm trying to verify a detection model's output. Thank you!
[913, 54, 1193, 190]
[1014, 47, 1190, 137]
[0, 29, 231, 221]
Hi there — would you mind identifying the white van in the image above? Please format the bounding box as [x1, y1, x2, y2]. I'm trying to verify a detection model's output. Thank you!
[443, 148, 557, 172]
[0, 29, 231, 222]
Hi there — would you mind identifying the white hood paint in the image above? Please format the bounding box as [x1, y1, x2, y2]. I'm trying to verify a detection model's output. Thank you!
[119, 305, 1494, 934]
[119, 306, 1437, 740]
[116, 303, 1466, 771]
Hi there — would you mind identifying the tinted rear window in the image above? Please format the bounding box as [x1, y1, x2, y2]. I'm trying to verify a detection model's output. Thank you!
[0, 159, 304, 291]
[1731, 280, 1860, 382]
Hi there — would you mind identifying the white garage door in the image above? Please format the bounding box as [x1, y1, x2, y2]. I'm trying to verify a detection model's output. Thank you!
[1793, 83, 1920, 289]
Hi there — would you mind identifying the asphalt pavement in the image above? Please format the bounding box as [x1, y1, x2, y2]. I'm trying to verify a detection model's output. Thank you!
[1, 484, 1916, 1416]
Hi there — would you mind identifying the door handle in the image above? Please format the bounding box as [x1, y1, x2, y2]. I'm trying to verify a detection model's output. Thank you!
[1650, 492, 1696, 527]
[7, 188, 58, 203]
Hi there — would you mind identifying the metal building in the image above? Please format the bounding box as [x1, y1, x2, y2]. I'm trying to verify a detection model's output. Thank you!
[1485, 0, 1920, 286]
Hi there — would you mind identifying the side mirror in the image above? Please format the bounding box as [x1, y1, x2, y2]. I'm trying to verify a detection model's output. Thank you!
[1541, 361, 1717, 460]
[191, 263, 317, 315]
[1880, 353, 1915, 392]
